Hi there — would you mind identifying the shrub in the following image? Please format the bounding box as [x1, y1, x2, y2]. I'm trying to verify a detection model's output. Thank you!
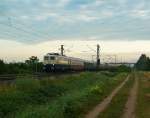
[90, 85, 103, 94]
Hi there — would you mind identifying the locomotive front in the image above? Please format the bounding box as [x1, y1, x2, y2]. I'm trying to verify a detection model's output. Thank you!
[43, 53, 58, 72]
[43, 53, 71, 72]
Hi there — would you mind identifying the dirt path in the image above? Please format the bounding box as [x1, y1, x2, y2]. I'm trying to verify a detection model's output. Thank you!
[85, 75, 130, 118]
[121, 73, 139, 118]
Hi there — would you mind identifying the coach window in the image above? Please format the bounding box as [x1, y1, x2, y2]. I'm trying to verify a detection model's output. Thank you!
[44, 56, 49, 60]
[50, 56, 55, 60]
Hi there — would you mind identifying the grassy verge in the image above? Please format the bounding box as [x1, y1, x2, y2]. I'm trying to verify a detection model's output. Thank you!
[98, 73, 134, 118]
[136, 72, 150, 118]
[0, 72, 128, 118]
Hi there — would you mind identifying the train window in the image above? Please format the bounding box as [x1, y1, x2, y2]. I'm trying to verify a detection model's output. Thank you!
[50, 56, 55, 60]
[44, 56, 49, 60]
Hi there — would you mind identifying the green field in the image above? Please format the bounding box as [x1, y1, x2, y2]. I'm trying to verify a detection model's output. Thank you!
[0, 72, 127, 118]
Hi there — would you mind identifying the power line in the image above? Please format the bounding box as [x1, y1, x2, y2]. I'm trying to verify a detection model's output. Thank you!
[0, 16, 52, 42]
[0, 22, 45, 42]
[86, 45, 96, 53]
[0, 28, 40, 43]
[8, 17, 51, 39]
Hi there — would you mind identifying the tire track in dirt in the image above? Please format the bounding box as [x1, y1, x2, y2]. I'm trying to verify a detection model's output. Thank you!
[121, 72, 139, 118]
[85, 75, 130, 118]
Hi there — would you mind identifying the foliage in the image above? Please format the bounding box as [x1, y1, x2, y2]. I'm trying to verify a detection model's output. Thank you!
[25, 56, 39, 64]
[0, 60, 6, 74]
[116, 65, 131, 72]
[0, 56, 43, 74]
[135, 54, 150, 71]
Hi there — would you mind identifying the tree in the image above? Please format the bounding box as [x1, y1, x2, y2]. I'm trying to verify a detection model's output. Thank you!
[0, 60, 5, 74]
[25, 56, 39, 64]
[135, 54, 150, 71]
[29, 56, 39, 63]
[25, 56, 43, 73]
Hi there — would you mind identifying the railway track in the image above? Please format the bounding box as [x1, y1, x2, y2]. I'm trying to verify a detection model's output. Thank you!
[0, 74, 17, 81]
[0, 71, 80, 83]
[0, 73, 49, 81]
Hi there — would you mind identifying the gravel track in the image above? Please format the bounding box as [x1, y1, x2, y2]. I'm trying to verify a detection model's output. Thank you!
[121, 73, 139, 118]
[85, 75, 130, 118]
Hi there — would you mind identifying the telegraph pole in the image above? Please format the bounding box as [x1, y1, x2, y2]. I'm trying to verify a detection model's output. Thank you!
[61, 45, 64, 56]
[97, 44, 100, 67]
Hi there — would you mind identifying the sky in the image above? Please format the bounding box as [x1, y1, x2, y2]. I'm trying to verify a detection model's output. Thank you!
[0, 0, 150, 62]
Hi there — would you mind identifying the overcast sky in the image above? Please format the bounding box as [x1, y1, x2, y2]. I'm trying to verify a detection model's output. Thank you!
[0, 0, 150, 62]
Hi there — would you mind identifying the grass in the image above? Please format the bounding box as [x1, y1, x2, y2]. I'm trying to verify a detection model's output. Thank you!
[0, 71, 128, 118]
[136, 72, 150, 118]
[98, 73, 134, 118]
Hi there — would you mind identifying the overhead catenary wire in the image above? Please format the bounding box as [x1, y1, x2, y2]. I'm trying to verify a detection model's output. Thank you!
[0, 16, 53, 42]
[2, 15, 52, 38]
[86, 45, 97, 53]
[0, 26, 40, 43]
[0, 23, 50, 43]
[7, 17, 51, 39]
[0, 22, 46, 38]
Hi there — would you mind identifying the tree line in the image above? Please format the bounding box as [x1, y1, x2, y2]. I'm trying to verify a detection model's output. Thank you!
[0, 54, 149, 74]
[0, 56, 43, 74]
[135, 54, 150, 71]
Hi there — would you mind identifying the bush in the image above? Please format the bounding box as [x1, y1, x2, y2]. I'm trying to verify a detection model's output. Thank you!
[90, 85, 103, 94]
[116, 65, 131, 72]
[0, 59, 44, 74]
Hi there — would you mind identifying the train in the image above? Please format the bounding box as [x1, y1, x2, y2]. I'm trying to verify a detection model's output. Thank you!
[43, 53, 97, 72]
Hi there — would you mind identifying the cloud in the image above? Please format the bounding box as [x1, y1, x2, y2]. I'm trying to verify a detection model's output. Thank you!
[79, 0, 104, 10]
[101, 10, 114, 18]
[0, 0, 150, 44]
[19, 15, 30, 20]
[77, 14, 99, 22]
[94, 0, 104, 6]
[34, 12, 59, 21]
[130, 10, 150, 19]
[58, 0, 70, 7]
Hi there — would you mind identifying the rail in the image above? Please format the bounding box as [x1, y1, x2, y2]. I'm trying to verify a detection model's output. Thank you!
[0, 72, 79, 82]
